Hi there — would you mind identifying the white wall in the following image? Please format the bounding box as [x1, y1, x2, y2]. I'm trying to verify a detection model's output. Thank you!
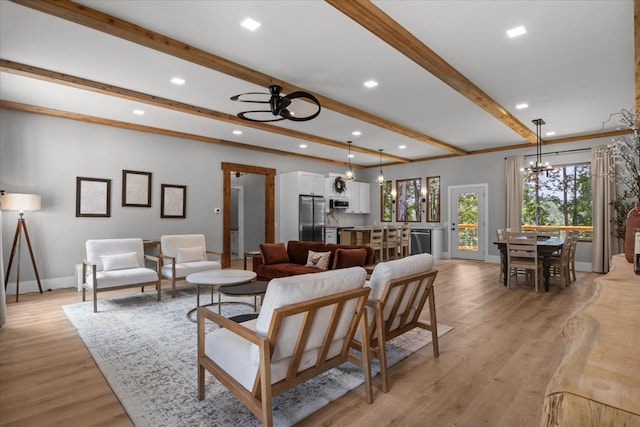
[0, 110, 348, 293]
[1, 110, 614, 292]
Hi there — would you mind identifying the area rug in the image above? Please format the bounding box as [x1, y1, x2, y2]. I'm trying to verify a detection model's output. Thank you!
[63, 288, 453, 427]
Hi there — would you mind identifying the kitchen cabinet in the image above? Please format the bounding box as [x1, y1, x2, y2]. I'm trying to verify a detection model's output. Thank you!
[345, 181, 370, 214]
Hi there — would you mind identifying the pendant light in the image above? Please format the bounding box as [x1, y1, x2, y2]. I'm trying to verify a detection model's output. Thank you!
[345, 141, 355, 180]
[525, 118, 552, 175]
[376, 149, 385, 186]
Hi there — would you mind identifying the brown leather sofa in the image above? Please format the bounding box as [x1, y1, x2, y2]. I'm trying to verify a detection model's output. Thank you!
[252, 240, 375, 281]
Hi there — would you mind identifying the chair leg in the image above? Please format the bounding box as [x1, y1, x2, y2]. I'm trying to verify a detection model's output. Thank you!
[198, 363, 205, 400]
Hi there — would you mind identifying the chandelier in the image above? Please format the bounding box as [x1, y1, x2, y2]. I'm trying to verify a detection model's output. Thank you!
[524, 118, 552, 174]
[345, 141, 355, 180]
[376, 149, 385, 186]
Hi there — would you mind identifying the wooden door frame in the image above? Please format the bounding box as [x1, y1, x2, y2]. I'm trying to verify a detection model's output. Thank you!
[221, 162, 276, 268]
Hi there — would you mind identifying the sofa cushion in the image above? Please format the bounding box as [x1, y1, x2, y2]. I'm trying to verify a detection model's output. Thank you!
[305, 250, 331, 270]
[255, 263, 321, 280]
[260, 242, 289, 265]
[176, 246, 205, 263]
[286, 240, 329, 265]
[332, 248, 368, 269]
[101, 252, 140, 271]
[160, 260, 221, 279]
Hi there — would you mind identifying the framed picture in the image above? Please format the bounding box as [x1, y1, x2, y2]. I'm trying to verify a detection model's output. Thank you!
[161, 184, 186, 218]
[76, 177, 111, 217]
[122, 170, 152, 207]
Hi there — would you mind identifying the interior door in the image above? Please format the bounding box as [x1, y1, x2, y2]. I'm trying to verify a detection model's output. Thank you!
[450, 185, 487, 261]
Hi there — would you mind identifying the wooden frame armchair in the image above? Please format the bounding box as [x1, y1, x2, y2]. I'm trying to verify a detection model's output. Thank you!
[352, 253, 439, 392]
[159, 234, 222, 297]
[82, 238, 161, 313]
[197, 267, 373, 427]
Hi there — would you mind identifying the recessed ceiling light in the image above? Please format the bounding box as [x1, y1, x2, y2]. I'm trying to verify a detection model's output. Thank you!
[546, 131, 556, 137]
[133, 109, 145, 115]
[363, 80, 378, 88]
[170, 77, 186, 86]
[232, 130, 242, 135]
[516, 103, 529, 110]
[507, 25, 527, 38]
[299, 144, 307, 149]
[352, 130, 362, 136]
[348, 154, 354, 158]
[241, 18, 261, 31]
[398, 145, 407, 149]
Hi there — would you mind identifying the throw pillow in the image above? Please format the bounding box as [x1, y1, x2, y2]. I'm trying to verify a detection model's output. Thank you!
[260, 242, 290, 265]
[305, 250, 331, 270]
[102, 252, 139, 271]
[332, 248, 367, 269]
[176, 246, 205, 263]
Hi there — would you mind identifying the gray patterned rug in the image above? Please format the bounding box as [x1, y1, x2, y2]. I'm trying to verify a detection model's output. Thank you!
[63, 288, 452, 427]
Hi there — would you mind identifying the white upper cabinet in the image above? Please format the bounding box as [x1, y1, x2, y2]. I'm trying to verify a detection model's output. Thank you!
[284, 171, 324, 195]
[344, 181, 370, 214]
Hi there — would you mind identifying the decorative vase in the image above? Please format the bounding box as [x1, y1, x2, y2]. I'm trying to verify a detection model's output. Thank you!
[624, 201, 640, 263]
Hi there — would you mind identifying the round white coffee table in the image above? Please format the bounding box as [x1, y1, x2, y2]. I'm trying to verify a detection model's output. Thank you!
[186, 269, 257, 322]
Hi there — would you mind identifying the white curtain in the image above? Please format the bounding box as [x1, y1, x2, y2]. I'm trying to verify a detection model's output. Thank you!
[591, 146, 617, 273]
[0, 209, 6, 326]
[505, 156, 524, 232]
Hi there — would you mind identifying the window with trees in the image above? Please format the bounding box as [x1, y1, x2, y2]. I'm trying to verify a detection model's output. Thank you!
[426, 176, 441, 222]
[381, 180, 393, 222]
[522, 162, 593, 240]
[396, 178, 421, 222]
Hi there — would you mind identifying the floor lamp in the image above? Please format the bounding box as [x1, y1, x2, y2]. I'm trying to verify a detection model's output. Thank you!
[1, 193, 43, 302]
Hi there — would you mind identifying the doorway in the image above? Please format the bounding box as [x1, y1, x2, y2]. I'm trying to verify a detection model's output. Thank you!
[449, 184, 487, 261]
[231, 186, 244, 259]
[221, 162, 276, 268]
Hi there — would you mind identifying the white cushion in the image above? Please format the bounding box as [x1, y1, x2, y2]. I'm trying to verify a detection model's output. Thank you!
[364, 253, 435, 333]
[84, 267, 158, 289]
[160, 234, 207, 258]
[176, 246, 205, 263]
[101, 252, 140, 271]
[252, 267, 367, 364]
[304, 250, 331, 270]
[160, 260, 221, 279]
[86, 238, 145, 272]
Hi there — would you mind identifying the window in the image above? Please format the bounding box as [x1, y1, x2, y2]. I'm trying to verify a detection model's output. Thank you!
[396, 178, 421, 222]
[522, 162, 593, 240]
[426, 176, 441, 222]
[380, 181, 393, 222]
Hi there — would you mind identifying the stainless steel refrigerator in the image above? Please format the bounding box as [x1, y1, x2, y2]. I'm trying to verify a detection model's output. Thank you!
[299, 195, 326, 242]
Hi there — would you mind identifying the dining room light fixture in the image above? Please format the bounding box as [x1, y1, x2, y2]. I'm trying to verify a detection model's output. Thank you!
[523, 118, 553, 175]
[345, 141, 355, 181]
[376, 148, 385, 186]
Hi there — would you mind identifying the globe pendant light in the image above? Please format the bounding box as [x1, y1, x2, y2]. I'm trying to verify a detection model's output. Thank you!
[345, 141, 355, 180]
[376, 149, 385, 186]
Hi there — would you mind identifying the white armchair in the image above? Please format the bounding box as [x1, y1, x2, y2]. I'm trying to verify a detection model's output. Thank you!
[159, 234, 222, 297]
[82, 238, 161, 313]
[197, 267, 373, 427]
[352, 253, 439, 392]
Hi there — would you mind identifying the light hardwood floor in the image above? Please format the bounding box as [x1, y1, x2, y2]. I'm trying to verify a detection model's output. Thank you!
[0, 259, 599, 427]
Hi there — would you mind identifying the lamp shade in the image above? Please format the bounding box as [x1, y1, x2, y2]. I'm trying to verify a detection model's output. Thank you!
[0, 193, 41, 212]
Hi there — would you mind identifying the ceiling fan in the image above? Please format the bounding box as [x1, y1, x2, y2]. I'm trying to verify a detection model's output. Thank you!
[230, 85, 321, 122]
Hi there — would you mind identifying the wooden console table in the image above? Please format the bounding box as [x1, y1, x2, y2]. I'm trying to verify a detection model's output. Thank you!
[541, 254, 640, 426]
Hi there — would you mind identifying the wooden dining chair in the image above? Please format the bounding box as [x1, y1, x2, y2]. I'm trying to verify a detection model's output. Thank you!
[368, 226, 384, 263]
[506, 232, 542, 291]
[549, 239, 571, 288]
[399, 225, 411, 258]
[383, 226, 399, 261]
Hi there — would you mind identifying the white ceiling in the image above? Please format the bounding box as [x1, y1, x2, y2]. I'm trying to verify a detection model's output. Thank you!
[0, 0, 635, 168]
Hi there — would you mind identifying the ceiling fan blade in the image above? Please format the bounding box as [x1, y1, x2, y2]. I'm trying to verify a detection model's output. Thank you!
[230, 92, 271, 103]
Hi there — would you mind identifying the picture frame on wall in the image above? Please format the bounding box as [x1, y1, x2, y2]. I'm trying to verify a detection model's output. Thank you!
[161, 184, 186, 218]
[76, 177, 111, 217]
[122, 170, 152, 207]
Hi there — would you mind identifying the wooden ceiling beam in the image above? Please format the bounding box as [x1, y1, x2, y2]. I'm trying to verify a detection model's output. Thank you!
[0, 59, 407, 163]
[327, 0, 538, 145]
[0, 100, 363, 167]
[10, 0, 467, 156]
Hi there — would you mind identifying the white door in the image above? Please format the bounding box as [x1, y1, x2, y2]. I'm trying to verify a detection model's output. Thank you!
[449, 185, 487, 261]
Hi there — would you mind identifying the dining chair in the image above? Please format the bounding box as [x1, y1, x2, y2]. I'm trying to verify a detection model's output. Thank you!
[505, 232, 542, 291]
[368, 226, 384, 263]
[383, 225, 399, 261]
[496, 228, 512, 283]
[567, 232, 578, 282]
[549, 239, 571, 288]
[399, 225, 411, 258]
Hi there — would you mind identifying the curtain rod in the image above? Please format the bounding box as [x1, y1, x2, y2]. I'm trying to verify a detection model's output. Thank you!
[505, 147, 592, 160]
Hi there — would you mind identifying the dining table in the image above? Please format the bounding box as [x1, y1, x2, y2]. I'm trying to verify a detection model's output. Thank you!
[494, 237, 564, 292]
